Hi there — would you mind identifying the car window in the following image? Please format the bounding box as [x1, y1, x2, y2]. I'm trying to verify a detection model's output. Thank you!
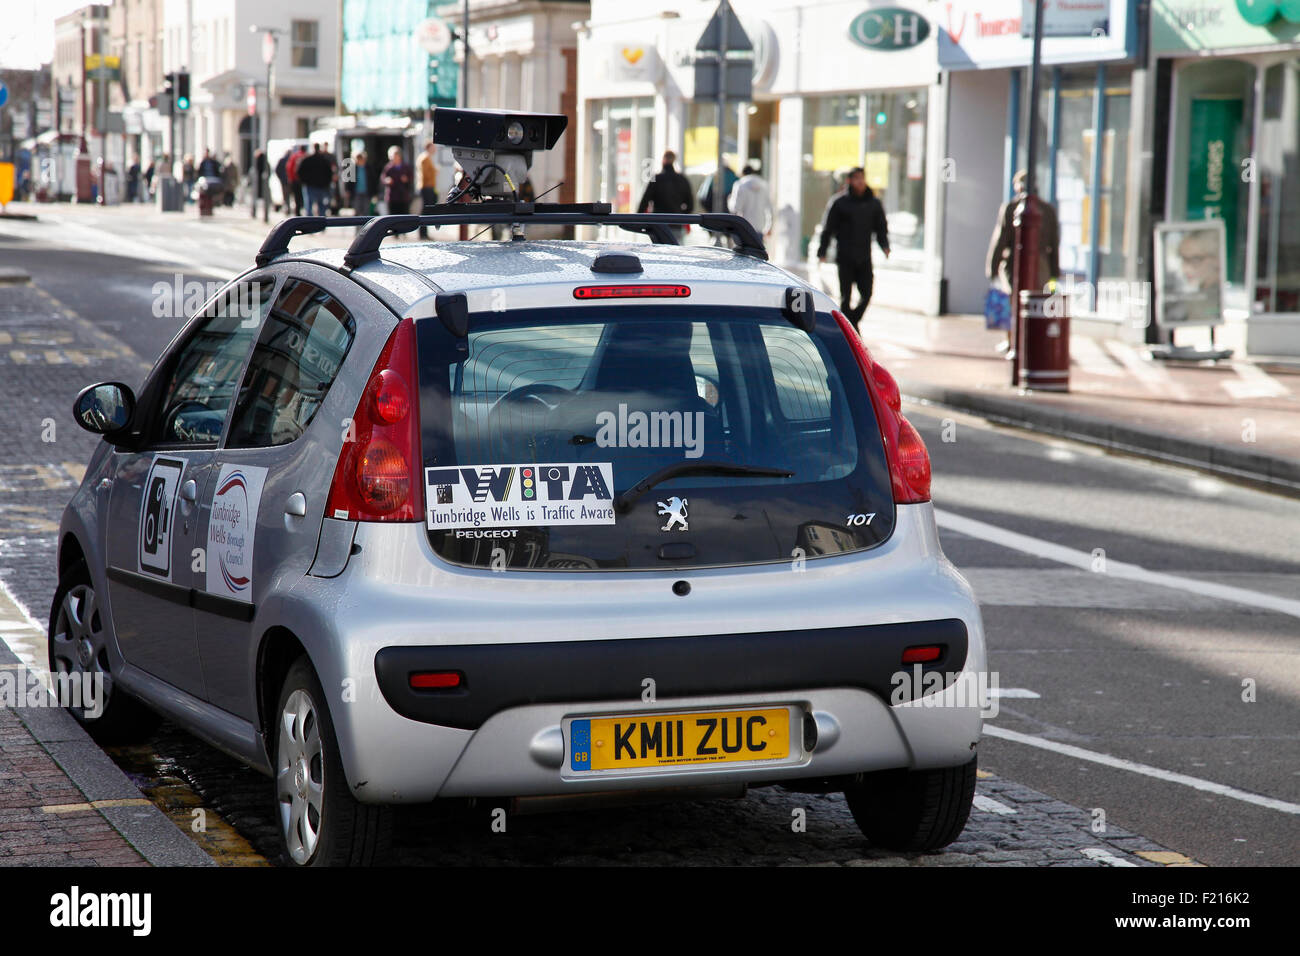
[225, 278, 356, 449]
[416, 305, 894, 571]
[152, 279, 275, 447]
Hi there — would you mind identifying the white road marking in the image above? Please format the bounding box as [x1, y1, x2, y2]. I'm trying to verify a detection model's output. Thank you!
[989, 687, 1041, 699]
[1222, 362, 1289, 400]
[874, 341, 918, 360]
[1070, 336, 1125, 377]
[1080, 846, 1138, 867]
[935, 508, 1300, 621]
[984, 725, 1300, 816]
[973, 795, 1018, 815]
[1102, 340, 1191, 400]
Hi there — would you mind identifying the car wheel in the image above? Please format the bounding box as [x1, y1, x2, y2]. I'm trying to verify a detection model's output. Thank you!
[47, 559, 161, 744]
[844, 756, 977, 852]
[274, 656, 392, 866]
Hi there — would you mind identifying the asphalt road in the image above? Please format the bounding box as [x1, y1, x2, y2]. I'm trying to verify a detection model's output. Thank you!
[0, 203, 1296, 867]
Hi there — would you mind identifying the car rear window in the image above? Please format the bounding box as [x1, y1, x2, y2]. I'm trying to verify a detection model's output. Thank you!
[415, 305, 894, 570]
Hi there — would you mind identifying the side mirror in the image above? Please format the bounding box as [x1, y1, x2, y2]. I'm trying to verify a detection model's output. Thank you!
[73, 382, 136, 436]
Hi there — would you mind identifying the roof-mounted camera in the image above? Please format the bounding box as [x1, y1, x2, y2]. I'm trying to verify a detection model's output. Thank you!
[434, 107, 568, 201]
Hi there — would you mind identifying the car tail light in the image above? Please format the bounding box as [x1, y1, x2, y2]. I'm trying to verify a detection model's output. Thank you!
[572, 284, 691, 299]
[901, 645, 943, 664]
[326, 317, 424, 522]
[409, 671, 462, 689]
[833, 309, 931, 504]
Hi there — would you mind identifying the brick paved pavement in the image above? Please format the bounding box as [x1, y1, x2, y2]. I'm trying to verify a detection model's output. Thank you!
[0, 702, 146, 866]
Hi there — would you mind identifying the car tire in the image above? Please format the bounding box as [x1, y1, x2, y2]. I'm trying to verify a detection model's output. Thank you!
[844, 756, 977, 852]
[47, 559, 161, 744]
[273, 656, 393, 867]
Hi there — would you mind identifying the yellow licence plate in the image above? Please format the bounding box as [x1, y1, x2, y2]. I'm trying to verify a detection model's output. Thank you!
[569, 708, 791, 772]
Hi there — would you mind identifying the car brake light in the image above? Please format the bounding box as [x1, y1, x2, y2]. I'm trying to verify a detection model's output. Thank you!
[573, 284, 691, 299]
[901, 645, 943, 664]
[326, 317, 424, 522]
[372, 369, 410, 424]
[409, 671, 462, 689]
[833, 309, 931, 504]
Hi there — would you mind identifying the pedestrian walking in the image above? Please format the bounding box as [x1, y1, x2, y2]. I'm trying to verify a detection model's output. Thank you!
[126, 155, 141, 203]
[417, 142, 439, 239]
[985, 169, 1060, 349]
[181, 155, 196, 203]
[198, 149, 221, 179]
[274, 150, 290, 215]
[637, 151, 694, 241]
[221, 154, 239, 206]
[286, 145, 308, 215]
[817, 167, 890, 322]
[143, 157, 156, 199]
[298, 144, 333, 217]
[349, 150, 371, 227]
[727, 164, 772, 239]
[380, 145, 413, 215]
[698, 164, 738, 215]
[986, 168, 1061, 300]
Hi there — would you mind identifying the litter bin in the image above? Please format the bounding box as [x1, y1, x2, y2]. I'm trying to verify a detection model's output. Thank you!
[157, 176, 184, 212]
[1018, 291, 1070, 392]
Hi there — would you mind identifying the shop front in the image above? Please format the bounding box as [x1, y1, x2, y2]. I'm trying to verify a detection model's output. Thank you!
[1152, 1, 1300, 355]
[937, 0, 1140, 323]
[576, 0, 947, 314]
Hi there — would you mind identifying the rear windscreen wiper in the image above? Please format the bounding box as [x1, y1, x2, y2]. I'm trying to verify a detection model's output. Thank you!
[615, 460, 794, 513]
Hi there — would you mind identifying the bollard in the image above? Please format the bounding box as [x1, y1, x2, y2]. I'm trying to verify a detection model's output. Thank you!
[1018, 291, 1070, 392]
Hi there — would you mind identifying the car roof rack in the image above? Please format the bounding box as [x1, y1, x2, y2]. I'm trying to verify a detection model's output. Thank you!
[255, 216, 371, 267]
[253, 202, 768, 270]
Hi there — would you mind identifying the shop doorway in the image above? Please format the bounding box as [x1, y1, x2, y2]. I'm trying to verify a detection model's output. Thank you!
[1254, 58, 1300, 314]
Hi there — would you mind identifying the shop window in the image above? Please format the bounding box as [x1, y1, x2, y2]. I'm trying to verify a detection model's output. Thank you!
[800, 90, 927, 267]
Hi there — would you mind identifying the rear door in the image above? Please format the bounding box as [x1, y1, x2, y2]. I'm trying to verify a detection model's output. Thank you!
[105, 278, 274, 697]
[191, 266, 365, 720]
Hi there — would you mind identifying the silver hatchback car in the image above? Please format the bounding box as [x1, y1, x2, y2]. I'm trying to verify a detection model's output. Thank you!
[56, 190, 986, 866]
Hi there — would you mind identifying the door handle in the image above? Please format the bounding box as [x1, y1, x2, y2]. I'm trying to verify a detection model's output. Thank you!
[179, 479, 197, 503]
[284, 492, 307, 517]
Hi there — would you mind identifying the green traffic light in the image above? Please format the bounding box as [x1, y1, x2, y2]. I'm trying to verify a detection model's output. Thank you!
[875, 111, 887, 125]
[177, 97, 189, 110]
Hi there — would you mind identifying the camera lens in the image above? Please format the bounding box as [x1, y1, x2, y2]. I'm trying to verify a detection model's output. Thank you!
[505, 120, 525, 145]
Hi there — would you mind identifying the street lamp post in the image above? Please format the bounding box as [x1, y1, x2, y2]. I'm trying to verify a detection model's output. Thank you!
[1011, 0, 1046, 387]
[250, 25, 281, 223]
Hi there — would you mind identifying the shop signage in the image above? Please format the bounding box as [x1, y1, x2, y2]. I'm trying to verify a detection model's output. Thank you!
[1020, 0, 1109, 37]
[849, 7, 931, 50]
[1235, 0, 1300, 25]
[609, 44, 662, 84]
[1186, 97, 1242, 281]
[1154, 0, 1300, 51]
[939, 0, 1131, 69]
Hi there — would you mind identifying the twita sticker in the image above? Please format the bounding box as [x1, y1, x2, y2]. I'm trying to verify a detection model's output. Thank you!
[425, 463, 615, 530]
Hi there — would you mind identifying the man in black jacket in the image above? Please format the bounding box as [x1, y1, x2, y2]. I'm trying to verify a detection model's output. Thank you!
[638, 151, 694, 239]
[817, 167, 890, 321]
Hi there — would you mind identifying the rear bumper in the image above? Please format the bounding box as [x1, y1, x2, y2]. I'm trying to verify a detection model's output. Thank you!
[374, 618, 968, 730]
[271, 501, 987, 803]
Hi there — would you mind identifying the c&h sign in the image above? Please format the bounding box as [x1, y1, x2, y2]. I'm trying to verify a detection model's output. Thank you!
[849, 7, 931, 50]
